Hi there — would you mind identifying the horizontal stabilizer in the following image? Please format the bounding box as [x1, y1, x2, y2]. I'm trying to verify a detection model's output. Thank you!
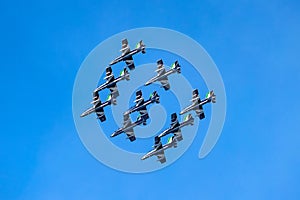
[136, 40, 146, 54]
[120, 68, 130, 81]
[206, 90, 216, 103]
[150, 91, 160, 103]
[183, 113, 194, 125]
[171, 60, 181, 74]
[107, 94, 117, 105]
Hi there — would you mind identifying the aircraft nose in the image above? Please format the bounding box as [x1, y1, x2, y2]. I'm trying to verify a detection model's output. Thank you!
[142, 155, 150, 160]
[110, 133, 116, 138]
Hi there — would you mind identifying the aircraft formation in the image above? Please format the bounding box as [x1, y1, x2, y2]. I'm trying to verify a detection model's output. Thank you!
[80, 38, 216, 164]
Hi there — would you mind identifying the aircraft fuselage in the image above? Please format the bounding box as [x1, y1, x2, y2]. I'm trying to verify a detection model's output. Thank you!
[110, 117, 144, 137]
[95, 75, 126, 92]
[80, 100, 111, 118]
[110, 48, 143, 65]
[145, 68, 176, 85]
[180, 97, 211, 115]
[127, 98, 155, 114]
[141, 141, 176, 160]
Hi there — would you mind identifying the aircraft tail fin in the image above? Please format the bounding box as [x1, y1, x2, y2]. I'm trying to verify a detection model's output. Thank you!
[167, 136, 178, 148]
[183, 113, 194, 126]
[107, 94, 117, 105]
[150, 91, 160, 104]
[136, 40, 146, 54]
[167, 136, 173, 144]
[206, 90, 216, 103]
[171, 61, 181, 74]
[137, 113, 148, 125]
[120, 68, 130, 81]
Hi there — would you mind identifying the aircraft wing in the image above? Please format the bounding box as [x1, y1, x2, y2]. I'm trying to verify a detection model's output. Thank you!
[124, 55, 135, 70]
[109, 85, 119, 99]
[123, 113, 132, 126]
[134, 90, 144, 105]
[119, 39, 135, 70]
[124, 128, 136, 142]
[105, 66, 114, 80]
[95, 106, 106, 122]
[159, 76, 170, 90]
[121, 39, 130, 55]
[121, 113, 135, 141]
[195, 105, 205, 119]
[156, 59, 166, 73]
[192, 89, 200, 104]
[156, 152, 166, 164]
[155, 60, 170, 90]
[154, 136, 166, 163]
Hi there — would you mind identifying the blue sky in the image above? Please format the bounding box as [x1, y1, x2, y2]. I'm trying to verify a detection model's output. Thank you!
[1, 0, 300, 199]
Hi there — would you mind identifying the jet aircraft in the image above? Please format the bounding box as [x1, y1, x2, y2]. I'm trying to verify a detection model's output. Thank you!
[110, 39, 145, 70]
[180, 89, 216, 119]
[141, 113, 193, 164]
[141, 136, 178, 164]
[94, 67, 130, 98]
[158, 113, 194, 142]
[80, 92, 116, 122]
[144, 59, 181, 90]
[124, 90, 160, 124]
[110, 113, 146, 142]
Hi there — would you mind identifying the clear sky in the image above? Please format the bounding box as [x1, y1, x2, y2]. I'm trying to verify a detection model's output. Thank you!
[1, 0, 300, 199]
